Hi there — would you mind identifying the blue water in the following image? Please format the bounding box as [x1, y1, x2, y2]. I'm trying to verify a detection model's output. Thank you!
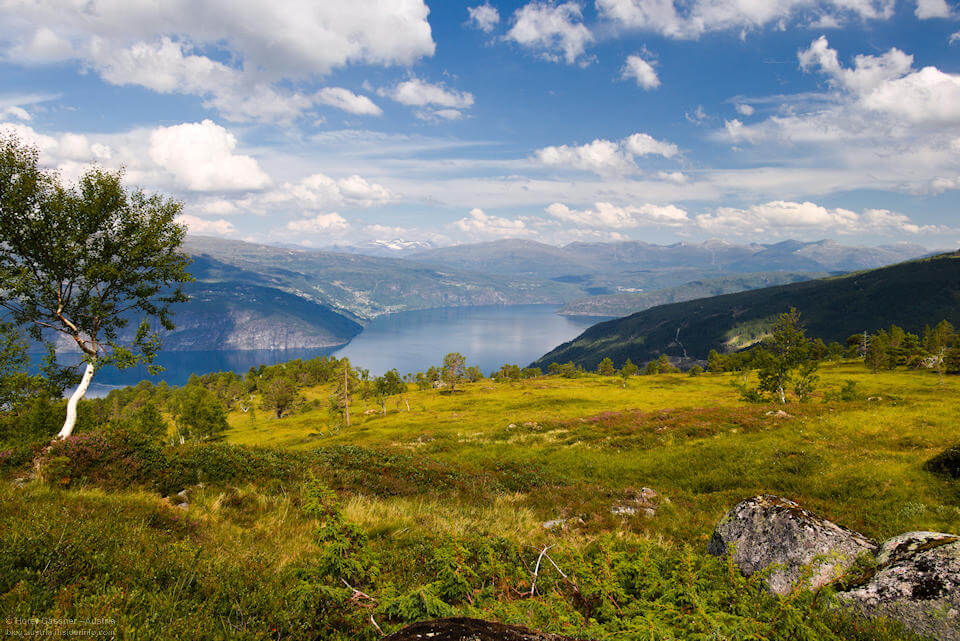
[62, 305, 606, 396]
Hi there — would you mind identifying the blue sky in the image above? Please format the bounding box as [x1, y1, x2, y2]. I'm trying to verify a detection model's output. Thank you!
[1, 0, 959, 248]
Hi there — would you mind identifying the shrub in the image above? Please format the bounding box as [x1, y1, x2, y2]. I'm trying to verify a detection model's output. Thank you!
[924, 443, 960, 480]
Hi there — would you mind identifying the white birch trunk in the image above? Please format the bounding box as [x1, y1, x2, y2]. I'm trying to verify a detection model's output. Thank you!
[58, 361, 95, 439]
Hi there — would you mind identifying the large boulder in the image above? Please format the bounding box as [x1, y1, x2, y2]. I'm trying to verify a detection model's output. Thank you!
[707, 495, 876, 594]
[383, 618, 586, 641]
[841, 532, 960, 641]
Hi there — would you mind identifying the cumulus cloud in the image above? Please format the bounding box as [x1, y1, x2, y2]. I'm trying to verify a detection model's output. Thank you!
[0, 121, 113, 182]
[0, 0, 435, 123]
[468, 3, 501, 32]
[237, 172, 394, 216]
[535, 132, 679, 174]
[379, 77, 474, 121]
[536, 139, 635, 174]
[149, 120, 271, 192]
[621, 54, 660, 89]
[736, 103, 755, 116]
[546, 201, 688, 228]
[915, 0, 953, 18]
[0, 105, 30, 121]
[718, 38, 960, 195]
[286, 213, 350, 233]
[623, 132, 679, 157]
[797, 37, 960, 126]
[380, 78, 475, 109]
[176, 214, 236, 235]
[506, 1, 594, 65]
[595, 0, 896, 39]
[695, 201, 942, 237]
[315, 87, 382, 116]
[451, 208, 530, 238]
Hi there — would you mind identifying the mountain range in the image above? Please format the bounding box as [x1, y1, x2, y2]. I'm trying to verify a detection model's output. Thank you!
[41, 236, 931, 353]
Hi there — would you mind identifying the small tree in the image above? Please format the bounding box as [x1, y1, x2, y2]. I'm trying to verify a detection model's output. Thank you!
[329, 359, 359, 427]
[755, 308, 818, 404]
[440, 352, 467, 392]
[620, 358, 638, 377]
[261, 377, 302, 419]
[597, 357, 616, 377]
[656, 354, 675, 373]
[707, 349, 726, 373]
[0, 137, 192, 438]
[173, 386, 228, 443]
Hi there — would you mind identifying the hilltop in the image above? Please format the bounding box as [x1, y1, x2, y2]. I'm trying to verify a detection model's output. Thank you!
[534, 253, 960, 370]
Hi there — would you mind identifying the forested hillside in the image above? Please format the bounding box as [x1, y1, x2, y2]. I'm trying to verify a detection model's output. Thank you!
[535, 254, 960, 370]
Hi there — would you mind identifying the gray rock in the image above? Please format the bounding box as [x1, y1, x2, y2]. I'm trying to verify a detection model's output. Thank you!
[707, 495, 876, 594]
[841, 532, 960, 641]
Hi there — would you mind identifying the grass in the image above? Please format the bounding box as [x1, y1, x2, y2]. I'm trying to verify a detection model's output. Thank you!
[2, 361, 957, 639]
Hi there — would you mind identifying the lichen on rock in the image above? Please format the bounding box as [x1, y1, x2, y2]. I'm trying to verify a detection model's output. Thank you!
[841, 532, 960, 641]
[707, 494, 877, 595]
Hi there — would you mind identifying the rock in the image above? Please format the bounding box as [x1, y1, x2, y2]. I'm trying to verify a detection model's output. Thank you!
[612, 487, 663, 518]
[765, 410, 791, 418]
[383, 617, 587, 641]
[840, 532, 960, 641]
[707, 495, 876, 595]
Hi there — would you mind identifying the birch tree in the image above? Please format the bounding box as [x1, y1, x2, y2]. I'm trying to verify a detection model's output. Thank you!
[0, 137, 192, 438]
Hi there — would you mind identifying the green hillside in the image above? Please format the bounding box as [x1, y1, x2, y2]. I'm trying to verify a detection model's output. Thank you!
[535, 253, 960, 370]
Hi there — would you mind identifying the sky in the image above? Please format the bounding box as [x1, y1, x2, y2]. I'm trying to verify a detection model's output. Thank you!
[1, 0, 959, 249]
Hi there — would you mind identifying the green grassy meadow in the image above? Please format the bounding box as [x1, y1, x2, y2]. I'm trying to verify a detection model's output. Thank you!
[2, 362, 958, 639]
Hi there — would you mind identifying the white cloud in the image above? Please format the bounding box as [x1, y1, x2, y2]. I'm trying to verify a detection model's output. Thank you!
[451, 208, 530, 238]
[149, 120, 271, 192]
[89, 37, 314, 123]
[915, 0, 952, 18]
[506, 1, 594, 65]
[238, 172, 394, 215]
[546, 201, 688, 228]
[196, 199, 239, 216]
[623, 132, 679, 157]
[335, 175, 393, 206]
[468, 4, 501, 32]
[0, 105, 30, 121]
[535, 132, 679, 174]
[0, 1, 435, 123]
[176, 214, 236, 235]
[695, 200, 941, 237]
[799, 36, 960, 125]
[381, 77, 475, 109]
[621, 54, 660, 89]
[379, 77, 474, 121]
[0, 122, 112, 168]
[315, 87, 382, 116]
[595, 0, 896, 39]
[736, 103, 755, 116]
[286, 213, 350, 233]
[536, 139, 635, 174]
[658, 170, 688, 183]
[951, 30, 960, 44]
